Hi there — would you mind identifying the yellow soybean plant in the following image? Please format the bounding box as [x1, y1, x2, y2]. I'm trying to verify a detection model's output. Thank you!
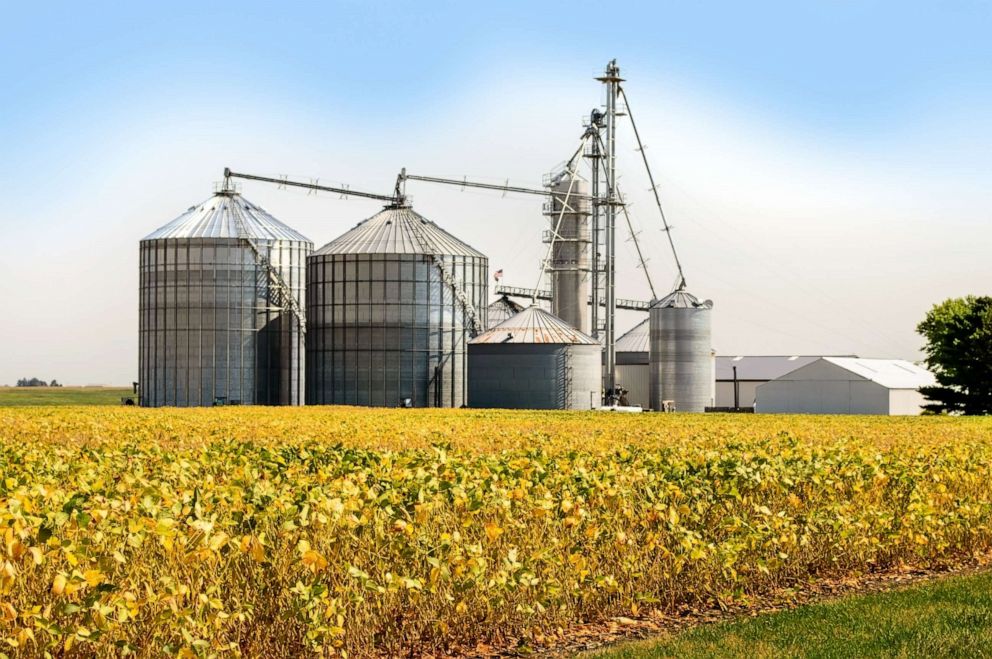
[1, 407, 991, 656]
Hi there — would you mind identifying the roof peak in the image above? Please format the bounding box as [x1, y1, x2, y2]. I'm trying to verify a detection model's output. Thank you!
[143, 192, 311, 243]
[471, 306, 598, 345]
[314, 206, 485, 257]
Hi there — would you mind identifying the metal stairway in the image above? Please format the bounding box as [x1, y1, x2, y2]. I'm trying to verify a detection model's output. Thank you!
[229, 198, 306, 334]
[405, 211, 482, 337]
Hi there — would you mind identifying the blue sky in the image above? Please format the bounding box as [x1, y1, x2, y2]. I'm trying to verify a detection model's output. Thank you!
[1, 1, 990, 384]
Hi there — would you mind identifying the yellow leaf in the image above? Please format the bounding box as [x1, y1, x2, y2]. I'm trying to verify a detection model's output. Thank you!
[484, 522, 503, 542]
[83, 569, 104, 587]
[245, 536, 265, 563]
[0, 601, 16, 621]
[302, 550, 328, 573]
[29, 547, 43, 565]
[9, 541, 26, 561]
[209, 532, 229, 551]
[52, 573, 67, 596]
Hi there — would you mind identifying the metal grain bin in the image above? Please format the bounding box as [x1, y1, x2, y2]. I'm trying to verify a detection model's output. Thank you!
[545, 175, 592, 333]
[139, 189, 311, 407]
[307, 205, 487, 407]
[486, 294, 524, 329]
[468, 306, 601, 410]
[648, 289, 714, 412]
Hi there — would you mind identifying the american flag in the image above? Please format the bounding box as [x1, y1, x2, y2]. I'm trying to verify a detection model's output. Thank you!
[493, 269, 503, 281]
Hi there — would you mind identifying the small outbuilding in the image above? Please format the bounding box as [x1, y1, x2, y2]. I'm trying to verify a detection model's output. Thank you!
[755, 357, 936, 415]
[715, 355, 856, 408]
[468, 306, 601, 410]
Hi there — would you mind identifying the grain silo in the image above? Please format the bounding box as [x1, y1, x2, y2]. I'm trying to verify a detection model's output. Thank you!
[487, 294, 524, 329]
[307, 204, 487, 407]
[139, 188, 311, 407]
[468, 306, 601, 410]
[545, 174, 592, 334]
[648, 289, 714, 412]
[615, 318, 650, 408]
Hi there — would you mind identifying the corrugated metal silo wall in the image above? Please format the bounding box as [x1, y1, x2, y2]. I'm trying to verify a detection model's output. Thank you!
[139, 237, 308, 406]
[549, 179, 591, 334]
[648, 306, 713, 412]
[307, 253, 487, 407]
[468, 343, 600, 410]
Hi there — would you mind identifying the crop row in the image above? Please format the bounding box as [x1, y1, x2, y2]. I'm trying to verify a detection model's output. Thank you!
[1, 408, 991, 656]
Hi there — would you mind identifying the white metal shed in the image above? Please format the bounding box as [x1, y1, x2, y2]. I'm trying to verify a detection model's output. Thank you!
[755, 357, 936, 415]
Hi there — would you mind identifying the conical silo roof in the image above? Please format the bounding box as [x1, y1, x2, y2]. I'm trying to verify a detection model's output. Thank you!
[486, 295, 525, 329]
[616, 318, 649, 353]
[143, 191, 310, 242]
[314, 206, 484, 257]
[470, 306, 599, 345]
[651, 288, 714, 309]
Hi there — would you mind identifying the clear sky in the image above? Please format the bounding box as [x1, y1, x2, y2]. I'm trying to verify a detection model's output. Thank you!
[1, 1, 990, 385]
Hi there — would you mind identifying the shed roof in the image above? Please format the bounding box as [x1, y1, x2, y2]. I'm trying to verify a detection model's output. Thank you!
[470, 306, 599, 345]
[774, 357, 936, 389]
[823, 357, 936, 389]
[616, 318, 649, 354]
[715, 355, 856, 381]
[144, 191, 311, 243]
[315, 206, 484, 257]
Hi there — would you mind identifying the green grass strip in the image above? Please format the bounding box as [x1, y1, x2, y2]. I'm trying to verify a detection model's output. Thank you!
[592, 571, 992, 658]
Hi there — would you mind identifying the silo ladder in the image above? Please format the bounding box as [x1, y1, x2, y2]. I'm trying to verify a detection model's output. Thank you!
[406, 217, 482, 337]
[231, 205, 307, 334]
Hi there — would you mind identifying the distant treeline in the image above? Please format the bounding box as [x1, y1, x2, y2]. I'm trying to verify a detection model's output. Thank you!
[16, 378, 61, 387]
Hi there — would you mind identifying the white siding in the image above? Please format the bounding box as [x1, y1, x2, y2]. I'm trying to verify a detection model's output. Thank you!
[756, 359, 908, 415]
[757, 379, 887, 414]
[888, 389, 927, 415]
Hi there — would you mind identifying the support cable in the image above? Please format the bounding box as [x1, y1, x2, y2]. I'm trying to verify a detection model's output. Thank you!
[593, 134, 658, 301]
[617, 86, 687, 290]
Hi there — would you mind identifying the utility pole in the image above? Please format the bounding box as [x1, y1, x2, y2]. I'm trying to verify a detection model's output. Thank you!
[597, 59, 623, 403]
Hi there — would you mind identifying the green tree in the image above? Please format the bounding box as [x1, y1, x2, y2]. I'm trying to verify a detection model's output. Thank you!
[916, 296, 992, 415]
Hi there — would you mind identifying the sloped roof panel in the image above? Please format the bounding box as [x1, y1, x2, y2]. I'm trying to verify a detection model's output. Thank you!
[487, 295, 525, 329]
[715, 355, 858, 380]
[651, 288, 714, 310]
[470, 306, 599, 345]
[143, 192, 311, 243]
[821, 357, 936, 389]
[616, 318, 649, 353]
[314, 206, 484, 257]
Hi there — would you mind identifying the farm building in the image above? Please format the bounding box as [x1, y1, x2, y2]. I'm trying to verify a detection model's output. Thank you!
[755, 357, 936, 415]
[615, 318, 649, 408]
[715, 355, 856, 409]
[614, 345, 852, 411]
